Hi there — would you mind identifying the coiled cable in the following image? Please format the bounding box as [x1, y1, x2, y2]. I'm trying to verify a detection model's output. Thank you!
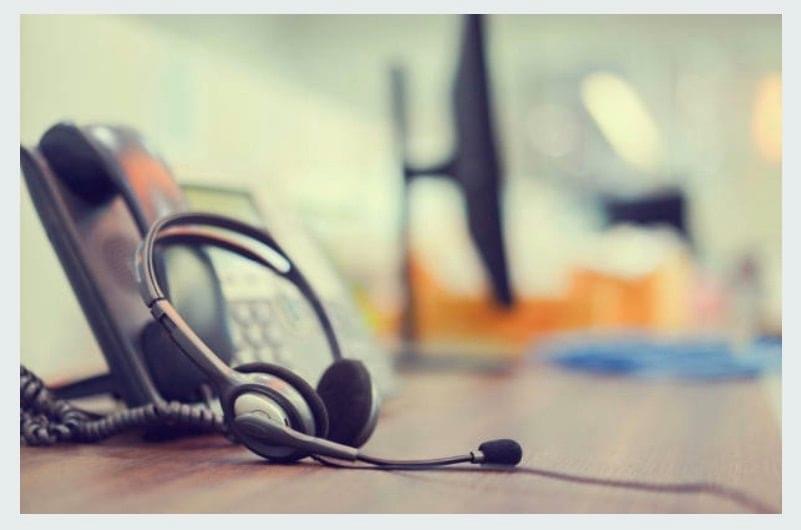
[20, 365, 227, 445]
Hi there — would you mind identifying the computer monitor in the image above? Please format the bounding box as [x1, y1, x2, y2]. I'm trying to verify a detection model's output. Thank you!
[392, 14, 514, 345]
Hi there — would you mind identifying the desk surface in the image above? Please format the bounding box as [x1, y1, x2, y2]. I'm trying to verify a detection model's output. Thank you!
[21, 365, 781, 513]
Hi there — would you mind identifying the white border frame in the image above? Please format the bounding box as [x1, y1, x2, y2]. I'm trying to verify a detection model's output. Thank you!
[5, 2, 794, 528]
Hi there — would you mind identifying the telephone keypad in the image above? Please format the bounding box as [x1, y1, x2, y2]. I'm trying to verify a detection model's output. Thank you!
[228, 299, 289, 367]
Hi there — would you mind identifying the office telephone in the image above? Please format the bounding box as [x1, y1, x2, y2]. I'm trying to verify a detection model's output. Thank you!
[20, 122, 395, 411]
[20, 122, 520, 467]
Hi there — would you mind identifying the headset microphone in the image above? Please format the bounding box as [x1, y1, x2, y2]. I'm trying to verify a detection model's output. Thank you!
[234, 411, 522, 468]
[474, 439, 524, 466]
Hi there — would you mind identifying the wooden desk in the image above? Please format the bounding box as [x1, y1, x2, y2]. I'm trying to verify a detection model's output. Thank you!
[21, 365, 781, 513]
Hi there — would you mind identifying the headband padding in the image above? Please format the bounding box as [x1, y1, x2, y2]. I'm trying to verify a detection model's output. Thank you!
[234, 362, 329, 439]
[316, 359, 377, 447]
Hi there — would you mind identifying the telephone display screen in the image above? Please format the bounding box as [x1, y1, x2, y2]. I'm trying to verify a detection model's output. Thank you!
[180, 185, 263, 227]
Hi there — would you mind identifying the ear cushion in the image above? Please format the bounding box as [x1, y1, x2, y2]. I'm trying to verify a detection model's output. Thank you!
[140, 321, 209, 402]
[234, 362, 329, 439]
[316, 359, 378, 447]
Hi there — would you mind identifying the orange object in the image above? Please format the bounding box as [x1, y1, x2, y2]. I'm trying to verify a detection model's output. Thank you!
[406, 256, 566, 353]
[379, 249, 693, 356]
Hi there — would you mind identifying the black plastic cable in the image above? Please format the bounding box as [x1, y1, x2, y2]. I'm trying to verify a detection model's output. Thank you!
[20, 365, 227, 446]
[311, 453, 473, 470]
[357, 453, 473, 468]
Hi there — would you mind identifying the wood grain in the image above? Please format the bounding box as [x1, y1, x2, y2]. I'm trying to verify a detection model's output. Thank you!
[20, 365, 781, 513]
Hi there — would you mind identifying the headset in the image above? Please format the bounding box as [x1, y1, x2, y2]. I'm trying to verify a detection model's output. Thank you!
[131, 211, 522, 468]
[19, 121, 520, 468]
[20, 209, 522, 467]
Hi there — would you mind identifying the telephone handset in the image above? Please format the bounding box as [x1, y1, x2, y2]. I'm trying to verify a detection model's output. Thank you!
[21, 122, 394, 410]
[21, 123, 236, 406]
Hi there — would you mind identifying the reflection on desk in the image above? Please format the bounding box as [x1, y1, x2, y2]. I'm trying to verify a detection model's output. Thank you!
[21, 366, 780, 513]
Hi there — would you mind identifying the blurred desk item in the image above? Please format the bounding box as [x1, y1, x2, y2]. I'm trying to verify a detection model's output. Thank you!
[401, 232, 694, 354]
[603, 189, 690, 243]
[404, 255, 565, 352]
[21, 366, 780, 513]
[539, 334, 781, 380]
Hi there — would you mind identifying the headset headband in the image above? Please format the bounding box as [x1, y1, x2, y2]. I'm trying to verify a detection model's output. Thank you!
[135, 212, 343, 388]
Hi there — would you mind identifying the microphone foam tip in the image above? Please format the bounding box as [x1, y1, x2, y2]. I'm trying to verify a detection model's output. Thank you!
[478, 439, 522, 466]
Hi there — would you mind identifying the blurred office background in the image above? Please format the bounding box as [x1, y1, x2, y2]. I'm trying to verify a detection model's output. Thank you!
[21, 15, 781, 378]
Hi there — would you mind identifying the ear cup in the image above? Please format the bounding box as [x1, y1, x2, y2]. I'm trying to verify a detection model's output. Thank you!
[140, 321, 210, 402]
[235, 362, 329, 440]
[316, 359, 378, 447]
